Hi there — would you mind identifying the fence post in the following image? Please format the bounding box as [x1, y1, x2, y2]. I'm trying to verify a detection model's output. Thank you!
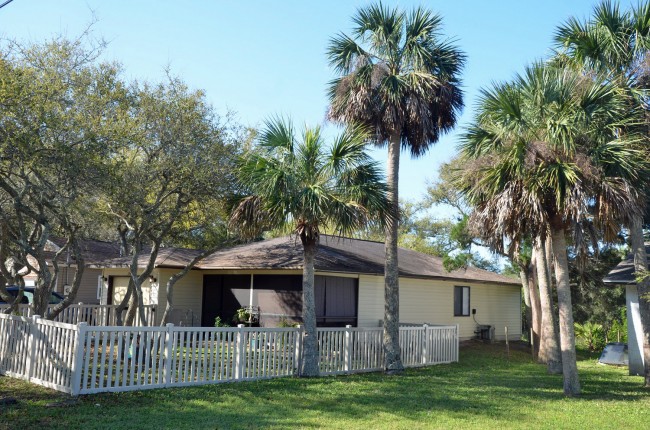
[455, 324, 460, 362]
[25, 315, 40, 381]
[164, 323, 174, 387]
[294, 324, 303, 377]
[422, 324, 429, 365]
[235, 324, 245, 380]
[344, 325, 352, 373]
[70, 322, 88, 396]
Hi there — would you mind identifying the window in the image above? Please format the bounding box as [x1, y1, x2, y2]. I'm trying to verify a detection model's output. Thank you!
[454, 286, 470, 317]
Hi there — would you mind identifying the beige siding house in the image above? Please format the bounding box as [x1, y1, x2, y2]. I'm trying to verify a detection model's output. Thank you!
[96, 236, 521, 341]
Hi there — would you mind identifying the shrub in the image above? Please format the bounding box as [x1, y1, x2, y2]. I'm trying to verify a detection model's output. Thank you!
[606, 308, 627, 343]
[277, 318, 299, 328]
[214, 316, 231, 327]
[574, 322, 605, 351]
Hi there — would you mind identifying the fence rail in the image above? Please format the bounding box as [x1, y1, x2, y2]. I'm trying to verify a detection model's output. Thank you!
[0, 314, 458, 396]
[0, 303, 156, 326]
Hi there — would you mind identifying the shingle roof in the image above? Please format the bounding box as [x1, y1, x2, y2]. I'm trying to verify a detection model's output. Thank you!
[97, 235, 518, 286]
[603, 244, 650, 285]
[46, 238, 122, 266]
[89, 247, 204, 269]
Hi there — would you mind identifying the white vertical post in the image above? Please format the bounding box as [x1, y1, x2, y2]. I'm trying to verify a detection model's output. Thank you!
[26, 315, 40, 381]
[164, 323, 174, 387]
[249, 274, 254, 311]
[235, 324, 245, 380]
[294, 324, 303, 376]
[344, 325, 352, 373]
[77, 302, 84, 325]
[422, 324, 429, 365]
[70, 322, 88, 396]
[455, 324, 460, 362]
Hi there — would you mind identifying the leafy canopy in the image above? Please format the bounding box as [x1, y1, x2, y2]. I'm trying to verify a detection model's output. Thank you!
[231, 118, 390, 241]
[460, 63, 649, 254]
[327, 2, 465, 155]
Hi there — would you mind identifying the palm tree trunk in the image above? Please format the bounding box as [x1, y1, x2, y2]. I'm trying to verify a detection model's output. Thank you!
[519, 267, 533, 345]
[545, 235, 563, 358]
[630, 215, 650, 387]
[550, 227, 581, 396]
[384, 131, 403, 374]
[520, 262, 541, 358]
[300, 237, 320, 377]
[534, 238, 562, 373]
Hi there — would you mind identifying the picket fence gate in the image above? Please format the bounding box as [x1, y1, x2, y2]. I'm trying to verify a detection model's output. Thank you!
[0, 313, 458, 396]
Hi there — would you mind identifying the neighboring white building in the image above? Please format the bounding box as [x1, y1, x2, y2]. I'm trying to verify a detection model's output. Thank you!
[604, 243, 650, 376]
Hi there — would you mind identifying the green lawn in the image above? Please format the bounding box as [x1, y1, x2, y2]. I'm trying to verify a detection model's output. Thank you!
[1, 341, 648, 430]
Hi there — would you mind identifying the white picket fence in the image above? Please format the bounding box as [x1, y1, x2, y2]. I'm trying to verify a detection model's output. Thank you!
[0, 303, 156, 326]
[0, 314, 79, 393]
[0, 314, 458, 396]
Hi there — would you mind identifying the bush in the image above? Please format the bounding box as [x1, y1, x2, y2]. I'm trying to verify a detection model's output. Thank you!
[574, 322, 605, 351]
[606, 308, 627, 343]
[214, 316, 231, 327]
[277, 318, 299, 328]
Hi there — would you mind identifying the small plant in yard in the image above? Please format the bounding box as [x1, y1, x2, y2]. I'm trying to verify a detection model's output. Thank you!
[574, 321, 605, 351]
[607, 309, 628, 343]
[214, 316, 231, 327]
[233, 308, 258, 326]
[277, 318, 299, 328]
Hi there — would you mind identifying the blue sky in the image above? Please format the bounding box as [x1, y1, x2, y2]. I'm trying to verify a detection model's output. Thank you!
[0, 0, 602, 205]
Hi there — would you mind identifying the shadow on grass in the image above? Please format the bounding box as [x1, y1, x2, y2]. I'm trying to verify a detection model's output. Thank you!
[1, 341, 648, 430]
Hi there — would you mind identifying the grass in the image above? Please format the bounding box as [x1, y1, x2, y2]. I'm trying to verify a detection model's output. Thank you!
[1, 341, 648, 430]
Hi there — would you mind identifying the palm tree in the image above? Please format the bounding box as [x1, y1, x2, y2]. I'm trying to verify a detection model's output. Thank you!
[554, 0, 650, 386]
[460, 63, 647, 396]
[327, 3, 465, 372]
[230, 118, 390, 377]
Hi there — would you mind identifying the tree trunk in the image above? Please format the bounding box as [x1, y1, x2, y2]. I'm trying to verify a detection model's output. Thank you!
[383, 131, 403, 374]
[133, 278, 149, 327]
[545, 235, 562, 361]
[300, 237, 319, 377]
[521, 262, 541, 358]
[630, 215, 650, 387]
[125, 284, 137, 326]
[534, 238, 562, 373]
[161, 246, 220, 325]
[48, 244, 85, 320]
[115, 278, 133, 326]
[550, 227, 581, 396]
[519, 267, 533, 342]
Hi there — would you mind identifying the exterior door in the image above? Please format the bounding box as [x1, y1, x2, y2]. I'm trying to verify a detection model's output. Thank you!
[111, 277, 130, 305]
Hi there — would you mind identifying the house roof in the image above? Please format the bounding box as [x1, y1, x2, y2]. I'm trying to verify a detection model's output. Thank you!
[32, 237, 122, 268]
[96, 235, 519, 286]
[89, 247, 203, 269]
[603, 243, 650, 285]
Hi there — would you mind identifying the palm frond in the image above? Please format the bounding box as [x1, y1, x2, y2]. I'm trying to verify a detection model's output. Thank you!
[231, 117, 390, 242]
[328, 4, 464, 157]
